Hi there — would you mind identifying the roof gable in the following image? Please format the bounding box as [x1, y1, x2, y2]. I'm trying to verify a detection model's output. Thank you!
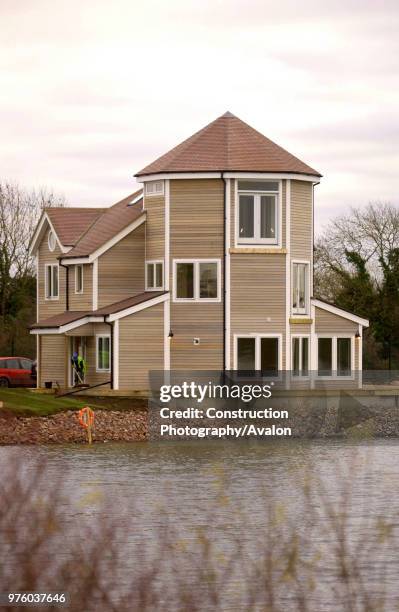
[62, 190, 144, 259]
[135, 112, 321, 177]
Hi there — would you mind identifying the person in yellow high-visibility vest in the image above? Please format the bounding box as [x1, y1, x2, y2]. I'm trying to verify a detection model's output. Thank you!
[71, 351, 87, 384]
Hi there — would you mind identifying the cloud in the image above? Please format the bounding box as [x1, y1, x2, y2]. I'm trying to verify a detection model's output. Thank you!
[0, 0, 398, 233]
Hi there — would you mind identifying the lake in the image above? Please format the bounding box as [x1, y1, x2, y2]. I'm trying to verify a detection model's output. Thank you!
[1, 438, 398, 610]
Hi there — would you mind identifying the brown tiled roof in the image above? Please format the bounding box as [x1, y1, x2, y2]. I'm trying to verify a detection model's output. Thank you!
[46, 207, 104, 246]
[31, 292, 167, 329]
[93, 291, 167, 315]
[62, 190, 144, 258]
[31, 311, 89, 329]
[136, 111, 321, 177]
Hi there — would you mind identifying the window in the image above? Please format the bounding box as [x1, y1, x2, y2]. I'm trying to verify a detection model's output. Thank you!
[48, 230, 56, 252]
[20, 359, 32, 370]
[146, 261, 164, 290]
[75, 265, 83, 294]
[236, 335, 280, 374]
[337, 337, 351, 376]
[317, 336, 353, 377]
[292, 337, 309, 376]
[145, 181, 164, 196]
[237, 337, 256, 370]
[292, 262, 309, 314]
[318, 338, 332, 376]
[45, 264, 59, 299]
[96, 336, 110, 372]
[237, 181, 279, 245]
[5, 358, 20, 369]
[174, 260, 220, 302]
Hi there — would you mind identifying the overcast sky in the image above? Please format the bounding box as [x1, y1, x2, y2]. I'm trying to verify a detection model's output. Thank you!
[1, 0, 398, 231]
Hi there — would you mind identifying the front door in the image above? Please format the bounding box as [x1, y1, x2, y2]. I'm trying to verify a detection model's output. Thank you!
[71, 337, 87, 385]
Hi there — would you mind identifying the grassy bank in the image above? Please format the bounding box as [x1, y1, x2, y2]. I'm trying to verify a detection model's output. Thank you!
[0, 388, 104, 416]
[0, 388, 148, 418]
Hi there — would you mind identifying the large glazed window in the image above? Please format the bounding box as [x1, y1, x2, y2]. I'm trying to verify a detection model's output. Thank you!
[45, 263, 59, 299]
[337, 337, 351, 376]
[292, 262, 309, 314]
[317, 337, 353, 377]
[292, 336, 309, 376]
[237, 181, 279, 245]
[318, 338, 332, 376]
[236, 335, 280, 374]
[237, 337, 256, 370]
[174, 260, 220, 302]
[96, 336, 110, 372]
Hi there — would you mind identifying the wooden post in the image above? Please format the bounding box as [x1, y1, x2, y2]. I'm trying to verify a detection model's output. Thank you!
[87, 420, 92, 445]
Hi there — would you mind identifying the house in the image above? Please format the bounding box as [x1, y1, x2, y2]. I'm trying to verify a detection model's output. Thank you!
[29, 112, 369, 392]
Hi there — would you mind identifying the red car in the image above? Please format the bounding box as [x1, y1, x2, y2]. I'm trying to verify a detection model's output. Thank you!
[0, 357, 35, 388]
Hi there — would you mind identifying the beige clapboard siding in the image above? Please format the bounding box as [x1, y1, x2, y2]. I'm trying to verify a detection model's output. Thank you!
[97, 224, 145, 308]
[315, 307, 358, 334]
[119, 303, 164, 389]
[230, 179, 286, 249]
[171, 303, 224, 370]
[170, 179, 224, 259]
[290, 180, 312, 260]
[68, 264, 93, 310]
[39, 335, 67, 387]
[230, 253, 287, 367]
[144, 195, 165, 260]
[169, 179, 224, 370]
[38, 226, 67, 318]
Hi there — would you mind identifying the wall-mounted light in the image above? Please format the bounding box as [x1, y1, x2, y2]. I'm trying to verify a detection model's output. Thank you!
[355, 332, 361, 339]
[168, 330, 174, 338]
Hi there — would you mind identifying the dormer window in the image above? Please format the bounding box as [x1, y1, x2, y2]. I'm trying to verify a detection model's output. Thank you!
[237, 181, 279, 246]
[48, 230, 56, 252]
[145, 181, 164, 196]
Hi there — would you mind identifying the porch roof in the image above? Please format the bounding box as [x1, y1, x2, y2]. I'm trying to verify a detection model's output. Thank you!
[31, 291, 169, 331]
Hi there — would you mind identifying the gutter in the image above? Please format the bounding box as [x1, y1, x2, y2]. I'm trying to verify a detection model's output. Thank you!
[59, 260, 69, 311]
[221, 171, 227, 371]
[104, 316, 114, 390]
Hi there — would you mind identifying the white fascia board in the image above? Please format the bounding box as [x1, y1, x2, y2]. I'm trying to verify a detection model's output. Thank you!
[30, 315, 105, 335]
[30, 327, 60, 335]
[312, 298, 369, 327]
[29, 212, 71, 256]
[224, 172, 321, 182]
[107, 293, 169, 322]
[59, 213, 146, 265]
[136, 172, 321, 183]
[136, 172, 223, 182]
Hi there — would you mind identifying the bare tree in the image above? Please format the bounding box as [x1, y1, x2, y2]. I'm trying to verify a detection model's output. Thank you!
[0, 181, 66, 353]
[315, 202, 399, 295]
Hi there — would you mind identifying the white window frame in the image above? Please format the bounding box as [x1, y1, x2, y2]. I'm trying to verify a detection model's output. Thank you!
[44, 263, 59, 300]
[145, 260, 164, 291]
[291, 334, 310, 377]
[236, 181, 281, 247]
[316, 334, 355, 379]
[96, 334, 111, 372]
[48, 230, 56, 252]
[173, 259, 221, 303]
[233, 333, 283, 371]
[145, 180, 164, 196]
[75, 264, 84, 294]
[291, 260, 310, 315]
